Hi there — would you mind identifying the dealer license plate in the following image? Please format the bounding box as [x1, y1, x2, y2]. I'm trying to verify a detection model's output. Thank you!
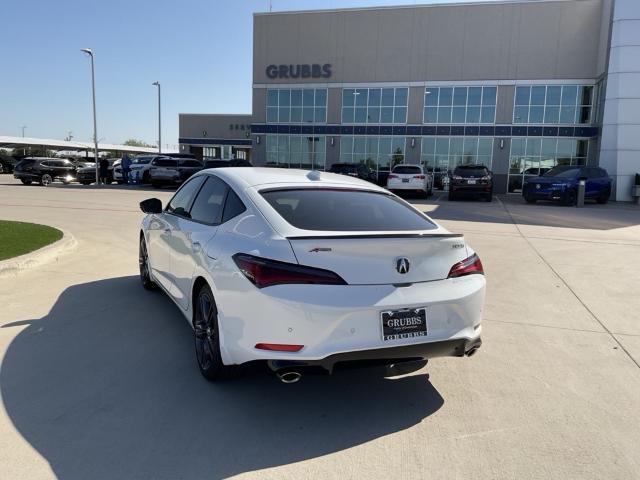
[467, 179, 476, 185]
[402, 178, 410, 183]
[381, 308, 427, 341]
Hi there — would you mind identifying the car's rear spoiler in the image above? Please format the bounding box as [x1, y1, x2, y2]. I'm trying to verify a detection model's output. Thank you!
[286, 233, 463, 240]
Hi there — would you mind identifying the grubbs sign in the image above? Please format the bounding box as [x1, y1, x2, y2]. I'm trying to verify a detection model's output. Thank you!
[266, 64, 332, 79]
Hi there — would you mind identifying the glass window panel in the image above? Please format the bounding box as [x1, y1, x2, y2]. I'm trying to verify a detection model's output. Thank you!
[290, 107, 302, 123]
[576, 140, 588, 157]
[482, 87, 497, 106]
[354, 107, 367, 123]
[341, 136, 353, 153]
[424, 107, 437, 123]
[530, 86, 546, 105]
[544, 106, 560, 124]
[422, 137, 435, 154]
[279, 107, 290, 123]
[435, 137, 449, 155]
[477, 156, 492, 167]
[559, 106, 576, 123]
[366, 136, 378, 154]
[355, 89, 368, 107]
[425, 88, 439, 107]
[438, 106, 452, 123]
[514, 106, 529, 123]
[381, 88, 394, 106]
[463, 137, 478, 156]
[580, 86, 593, 106]
[468, 87, 482, 106]
[368, 88, 381, 106]
[453, 87, 467, 106]
[557, 139, 576, 157]
[367, 107, 380, 123]
[515, 87, 531, 106]
[561, 86, 578, 106]
[439, 87, 453, 106]
[541, 138, 557, 157]
[452, 106, 466, 123]
[380, 107, 393, 123]
[510, 138, 525, 156]
[315, 107, 326, 123]
[546, 86, 561, 105]
[267, 90, 279, 107]
[279, 89, 291, 106]
[529, 106, 544, 123]
[302, 107, 314, 123]
[343, 89, 355, 107]
[394, 107, 407, 123]
[315, 89, 327, 107]
[578, 106, 591, 124]
[353, 137, 366, 153]
[379, 137, 392, 154]
[302, 89, 314, 106]
[291, 89, 302, 106]
[466, 106, 480, 123]
[525, 138, 541, 156]
[267, 107, 278, 123]
[480, 106, 495, 123]
[392, 137, 405, 152]
[478, 138, 493, 155]
[343, 107, 354, 123]
[450, 138, 464, 155]
[395, 88, 408, 106]
[290, 137, 303, 152]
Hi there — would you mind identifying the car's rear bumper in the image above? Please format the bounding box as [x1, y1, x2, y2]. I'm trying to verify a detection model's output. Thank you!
[523, 186, 567, 201]
[450, 184, 492, 194]
[387, 181, 427, 191]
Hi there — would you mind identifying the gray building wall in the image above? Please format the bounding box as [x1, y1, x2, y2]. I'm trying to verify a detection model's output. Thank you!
[179, 114, 252, 141]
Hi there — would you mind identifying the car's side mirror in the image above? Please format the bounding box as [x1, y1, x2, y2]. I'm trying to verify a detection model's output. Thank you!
[140, 198, 162, 214]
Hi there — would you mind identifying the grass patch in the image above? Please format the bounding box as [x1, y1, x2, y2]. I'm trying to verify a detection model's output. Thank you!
[0, 220, 63, 261]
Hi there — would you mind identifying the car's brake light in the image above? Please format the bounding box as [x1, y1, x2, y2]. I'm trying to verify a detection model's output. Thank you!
[413, 175, 425, 179]
[448, 253, 484, 278]
[255, 343, 304, 352]
[388, 174, 398, 179]
[232, 253, 347, 288]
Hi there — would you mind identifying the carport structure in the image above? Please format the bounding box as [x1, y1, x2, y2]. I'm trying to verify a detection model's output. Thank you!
[0, 135, 160, 159]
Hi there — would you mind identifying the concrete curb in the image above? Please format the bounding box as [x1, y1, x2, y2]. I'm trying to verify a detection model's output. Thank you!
[0, 229, 77, 278]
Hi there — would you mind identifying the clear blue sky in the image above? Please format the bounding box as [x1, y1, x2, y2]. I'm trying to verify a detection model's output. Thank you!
[0, 0, 491, 148]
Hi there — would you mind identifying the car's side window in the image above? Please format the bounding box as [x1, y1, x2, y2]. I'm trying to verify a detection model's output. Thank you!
[222, 188, 247, 223]
[189, 176, 229, 225]
[166, 176, 206, 218]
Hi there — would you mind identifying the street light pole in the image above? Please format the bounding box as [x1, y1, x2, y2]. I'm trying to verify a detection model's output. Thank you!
[81, 48, 99, 186]
[20, 126, 26, 137]
[152, 82, 161, 154]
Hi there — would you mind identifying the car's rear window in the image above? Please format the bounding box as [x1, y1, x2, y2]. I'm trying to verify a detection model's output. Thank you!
[260, 188, 437, 231]
[392, 166, 422, 174]
[179, 160, 202, 167]
[154, 159, 178, 167]
[204, 160, 229, 169]
[454, 167, 488, 176]
[132, 157, 151, 164]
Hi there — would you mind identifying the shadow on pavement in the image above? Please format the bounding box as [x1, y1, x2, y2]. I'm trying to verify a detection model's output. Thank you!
[1, 276, 443, 480]
[413, 193, 640, 231]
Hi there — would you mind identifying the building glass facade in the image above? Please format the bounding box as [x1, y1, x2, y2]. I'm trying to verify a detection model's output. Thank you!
[339, 136, 406, 174]
[513, 85, 594, 124]
[420, 137, 494, 171]
[266, 88, 327, 124]
[265, 135, 326, 170]
[341, 87, 408, 124]
[423, 86, 497, 124]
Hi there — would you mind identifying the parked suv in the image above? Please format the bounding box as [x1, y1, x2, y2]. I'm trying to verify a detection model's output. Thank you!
[522, 166, 612, 205]
[328, 163, 376, 182]
[150, 158, 203, 188]
[13, 157, 77, 186]
[386, 164, 433, 197]
[128, 155, 169, 184]
[448, 165, 493, 202]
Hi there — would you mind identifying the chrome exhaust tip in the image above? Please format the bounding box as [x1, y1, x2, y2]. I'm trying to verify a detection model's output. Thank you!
[465, 346, 479, 357]
[277, 371, 302, 384]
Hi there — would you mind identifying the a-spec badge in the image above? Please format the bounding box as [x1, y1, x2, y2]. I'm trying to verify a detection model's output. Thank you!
[309, 247, 332, 253]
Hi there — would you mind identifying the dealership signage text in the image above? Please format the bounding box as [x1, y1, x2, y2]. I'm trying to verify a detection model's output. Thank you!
[266, 64, 332, 79]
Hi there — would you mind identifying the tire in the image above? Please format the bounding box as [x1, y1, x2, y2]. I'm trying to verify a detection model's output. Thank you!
[20, 179, 32, 185]
[427, 187, 433, 197]
[524, 194, 536, 204]
[139, 236, 158, 291]
[596, 188, 610, 204]
[448, 191, 456, 201]
[142, 171, 150, 184]
[193, 284, 233, 381]
[152, 182, 161, 189]
[40, 174, 53, 186]
[80, 181, 92, 185]
[563, 189, 577, 206]
[485, 190, 493, 202]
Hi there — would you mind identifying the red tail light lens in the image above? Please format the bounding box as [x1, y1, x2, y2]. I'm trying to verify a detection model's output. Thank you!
[448, 253, 484, 278]
[232, 253, 347, 288]
[388, 174, 398, 179]
[413, 175, 425, 179]
[255, 343, 304, 352]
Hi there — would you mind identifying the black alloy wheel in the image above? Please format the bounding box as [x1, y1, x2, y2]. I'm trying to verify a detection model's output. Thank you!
[524, 194, 536, 204]
[40, 174, 53, 186]
[596, 188, 610, 204]
[21, 179, 32, 185]
[194, 284, 232, 381]
[563, 189, 577, 206]
[139, 236, 157, 290]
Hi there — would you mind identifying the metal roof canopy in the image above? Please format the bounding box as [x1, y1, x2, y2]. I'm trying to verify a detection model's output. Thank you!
[0, 136, 163, 154]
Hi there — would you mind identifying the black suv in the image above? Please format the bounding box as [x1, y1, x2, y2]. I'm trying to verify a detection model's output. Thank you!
[13, 157, 77, 186]
[328, 163, 376, 182]
[448, 165, 493, 202]
[203, 159, 252, 169]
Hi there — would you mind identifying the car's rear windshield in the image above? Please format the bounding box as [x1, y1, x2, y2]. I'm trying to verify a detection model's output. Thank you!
[260, 188, 437, 231]
[179, 160, 202, 167]
[392, 166, 421, 174]
[544, 166, 581, 178]
[132, 157, 151, 164]
[154, 159, 178, 167]
[454, 166, 488, 176]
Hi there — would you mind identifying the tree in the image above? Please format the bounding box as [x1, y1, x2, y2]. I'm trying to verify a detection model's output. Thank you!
[123, 138, 155, 148]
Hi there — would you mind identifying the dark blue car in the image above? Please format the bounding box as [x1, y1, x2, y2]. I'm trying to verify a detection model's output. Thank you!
[522, 166, 612, 205]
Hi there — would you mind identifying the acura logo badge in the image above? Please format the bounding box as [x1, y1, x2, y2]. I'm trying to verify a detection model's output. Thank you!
[395, 257, 410, 274]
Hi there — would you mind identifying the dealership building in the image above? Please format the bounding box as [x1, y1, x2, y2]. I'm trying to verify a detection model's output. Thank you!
[179, 0, 640, 200]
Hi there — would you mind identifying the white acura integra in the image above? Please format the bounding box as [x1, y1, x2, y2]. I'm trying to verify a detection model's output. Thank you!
[139, 168, 485, 382]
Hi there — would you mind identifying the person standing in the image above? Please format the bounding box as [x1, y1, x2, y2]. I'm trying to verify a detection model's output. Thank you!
[121, 153, 131, 184]
[99, 157, 110, 185]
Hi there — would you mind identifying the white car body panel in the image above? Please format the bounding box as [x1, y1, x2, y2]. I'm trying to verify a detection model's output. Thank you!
[140, 168, 484, 368]
[386, 165, 432, 193]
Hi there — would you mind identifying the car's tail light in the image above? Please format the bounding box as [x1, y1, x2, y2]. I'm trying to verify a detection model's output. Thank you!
[388, 174, 398, 179]
[448, 253, 484, 278]
[413, 175, 425, 179]
[232, 253, 347, 288]
[255, 343, 304, 352]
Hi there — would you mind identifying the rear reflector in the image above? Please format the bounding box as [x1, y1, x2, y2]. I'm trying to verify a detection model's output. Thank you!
[448, 253, 484, 278]
[233, 253, 347, 288]
[255, 343, 304, 352]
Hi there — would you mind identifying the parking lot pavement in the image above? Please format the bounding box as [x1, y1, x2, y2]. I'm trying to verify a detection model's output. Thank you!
[0, 177, 639, 480]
